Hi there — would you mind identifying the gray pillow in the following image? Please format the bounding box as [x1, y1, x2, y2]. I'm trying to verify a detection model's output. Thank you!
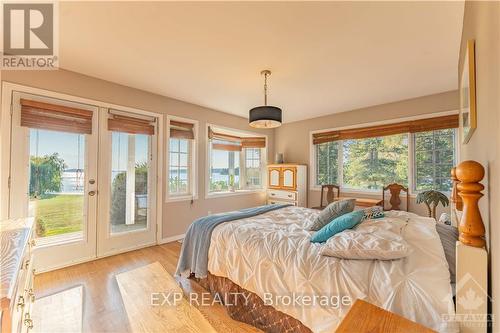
[305, 199, 355, 231]
[435, 223, 459, 283]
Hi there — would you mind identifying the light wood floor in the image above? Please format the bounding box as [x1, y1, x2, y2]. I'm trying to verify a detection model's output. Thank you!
[34, 242, 262, 333]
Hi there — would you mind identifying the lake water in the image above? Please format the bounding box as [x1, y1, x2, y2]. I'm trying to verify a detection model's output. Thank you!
[61, 170, 240, 194]
[61, 171, 84, 193]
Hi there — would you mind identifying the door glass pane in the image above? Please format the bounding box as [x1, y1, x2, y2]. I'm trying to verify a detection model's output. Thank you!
[110, 132, 150, 234]
[29, 129, 85, 239]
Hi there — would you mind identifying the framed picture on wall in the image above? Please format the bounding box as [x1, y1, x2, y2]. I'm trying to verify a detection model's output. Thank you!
[460, 39, 477, 144]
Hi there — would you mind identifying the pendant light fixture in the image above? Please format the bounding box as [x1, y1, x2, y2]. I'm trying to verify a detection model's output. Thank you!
[249, 70, 282, 128]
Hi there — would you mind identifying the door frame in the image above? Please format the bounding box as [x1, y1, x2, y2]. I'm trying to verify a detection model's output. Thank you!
[0, 82, 164, 272]
[8, 90, 100, 272]
[96, 107, 159, 257]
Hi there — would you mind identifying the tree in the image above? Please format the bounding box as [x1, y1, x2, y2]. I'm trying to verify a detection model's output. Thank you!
[343, 135, 408, 189]
[30, 153, 66, 198]
[110, 162, 149, 225]
[416, 190, 449, 219]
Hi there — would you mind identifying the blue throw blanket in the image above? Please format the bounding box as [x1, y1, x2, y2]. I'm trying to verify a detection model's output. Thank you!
[175, 204, 290, 278]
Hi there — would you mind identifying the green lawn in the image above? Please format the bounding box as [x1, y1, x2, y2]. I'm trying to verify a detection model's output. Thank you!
[31, 194, 84, 237]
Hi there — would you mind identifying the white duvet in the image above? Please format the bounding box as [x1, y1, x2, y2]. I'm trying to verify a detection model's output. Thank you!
[207, 206, 458, 333]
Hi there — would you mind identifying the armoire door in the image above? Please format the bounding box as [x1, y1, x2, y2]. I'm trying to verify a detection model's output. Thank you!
[268, 167, 281, 189]
[282, 167, 297, 190]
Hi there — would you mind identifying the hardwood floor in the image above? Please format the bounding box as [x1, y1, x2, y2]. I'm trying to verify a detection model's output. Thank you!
[34, 242, 262, 333]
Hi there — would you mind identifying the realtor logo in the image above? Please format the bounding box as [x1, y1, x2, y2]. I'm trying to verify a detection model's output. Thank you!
[1, 2, 58, 69]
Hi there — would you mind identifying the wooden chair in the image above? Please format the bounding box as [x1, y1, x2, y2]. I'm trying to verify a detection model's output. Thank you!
[319, 184, 340, 208]
[382, 183, 409, 211]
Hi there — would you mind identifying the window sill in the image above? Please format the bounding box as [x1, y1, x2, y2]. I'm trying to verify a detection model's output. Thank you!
[165, 194, 198, 203]
[309, 187, 418, 199]
[205, 189, 265, 199]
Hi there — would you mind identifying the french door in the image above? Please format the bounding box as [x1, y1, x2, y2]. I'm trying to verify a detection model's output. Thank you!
[96, 109, 158, 257]
[7, 89, 158, 272]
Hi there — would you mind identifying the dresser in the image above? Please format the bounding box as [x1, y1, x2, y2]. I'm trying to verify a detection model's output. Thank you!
[1, 218, 36, 333]
[267, 164, 307, 207]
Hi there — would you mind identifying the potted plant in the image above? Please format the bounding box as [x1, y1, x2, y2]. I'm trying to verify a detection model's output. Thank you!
[416, 190, 450, 220]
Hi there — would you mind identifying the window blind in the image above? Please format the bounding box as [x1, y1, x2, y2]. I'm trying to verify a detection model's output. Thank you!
[312, 114, 459, 144]
[208, 127, 266, 151]
[169, 120, 194, 139]
[20, 98, 93, 134]
[108, 112, 155, 135]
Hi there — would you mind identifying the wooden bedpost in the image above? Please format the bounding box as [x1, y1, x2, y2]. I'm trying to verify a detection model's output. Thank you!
[455, 160, 485, 248]
[450, 167, 463, 211]
[454, 160, 488, 333]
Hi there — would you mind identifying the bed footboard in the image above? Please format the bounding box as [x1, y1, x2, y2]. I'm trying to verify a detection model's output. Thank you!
[452, 161, 489, 333]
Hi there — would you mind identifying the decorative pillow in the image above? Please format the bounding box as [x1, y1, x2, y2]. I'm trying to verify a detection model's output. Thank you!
[320, 229, 410, 260]
[435, 223, 459, 283]
[361, 206, 384, 221]
[311, 209, 364, 243]
[305, 199, 355, 231]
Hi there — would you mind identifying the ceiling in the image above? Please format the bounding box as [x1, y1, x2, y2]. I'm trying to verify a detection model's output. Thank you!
[58, 2, 464, 123]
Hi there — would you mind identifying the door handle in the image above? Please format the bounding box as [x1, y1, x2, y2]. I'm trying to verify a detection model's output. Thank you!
[88, 191, 96, 196]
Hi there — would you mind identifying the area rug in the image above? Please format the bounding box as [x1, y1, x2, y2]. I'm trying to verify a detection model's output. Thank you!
[116, 261, 216, 333]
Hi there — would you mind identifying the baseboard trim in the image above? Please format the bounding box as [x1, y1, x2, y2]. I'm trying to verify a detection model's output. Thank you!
[159, 234, 185, 244]
[35, 242, 157, 274]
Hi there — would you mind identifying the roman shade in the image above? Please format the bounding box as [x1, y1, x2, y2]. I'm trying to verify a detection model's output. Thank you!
[108, 112, 155, 135]
[169, 120, 194, 139]
[20, 98, 93, 134]
[208, 127, 266, 151]
[312, 114, 459, 145]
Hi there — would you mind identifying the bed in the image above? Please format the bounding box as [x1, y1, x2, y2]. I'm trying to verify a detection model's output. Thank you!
[204, 206, 457, 333]
[179, 160, 488, 333]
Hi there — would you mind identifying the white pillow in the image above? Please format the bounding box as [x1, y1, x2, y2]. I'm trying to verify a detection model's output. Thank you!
[320, 229, 410, 260]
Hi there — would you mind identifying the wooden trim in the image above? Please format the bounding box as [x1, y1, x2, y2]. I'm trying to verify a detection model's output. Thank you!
[108, 114, 155, 135]
[268, 167, 282, 189]
[20, 99, 93, 118]
[20, 98, 93, 134]
[455, 160, 485, 248]
[209, 127, 266, 147]
[170, 128, 194, 140]
[170, 120, 193, 131]
[169, 121, 194, 140]
[241, 137, 266, 148]
[312, 115, 459, 144]
[212, 143, 242, 151]
[281, 167, 297, 191]
[21, 109, 92, 134]
[208, 127, 240, 142]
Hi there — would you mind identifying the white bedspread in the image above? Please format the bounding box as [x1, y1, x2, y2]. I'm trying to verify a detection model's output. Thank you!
[207, 206, 458, 333]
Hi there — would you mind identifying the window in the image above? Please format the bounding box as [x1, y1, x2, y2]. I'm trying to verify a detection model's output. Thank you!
[343, 134, 408, 190]
[210, 147, 240, 192]
[208, 126, 266, 195]
[110, 132, 150, 234]
[167, 117, 196, 200]
[316, 141, 339, 185]
[245, 148, 262, 188]
[312, 118, 458, 194]
[413, 128, 455, 192]
[169, 138, 190, 195]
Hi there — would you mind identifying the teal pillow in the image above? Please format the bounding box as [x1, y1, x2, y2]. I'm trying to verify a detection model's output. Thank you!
[311, 210, 365, 243]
